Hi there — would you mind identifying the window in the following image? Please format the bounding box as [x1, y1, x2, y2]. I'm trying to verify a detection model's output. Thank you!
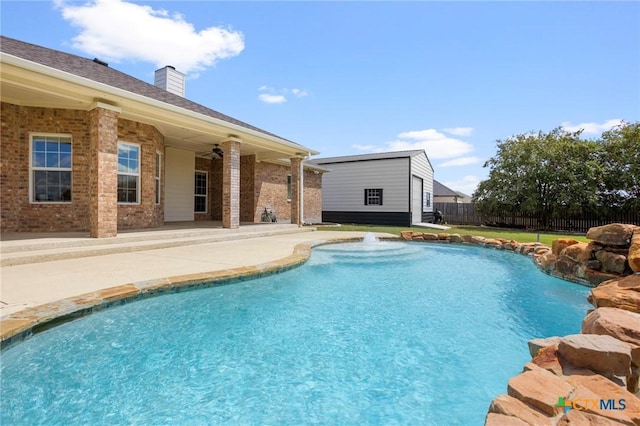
[31, 134, 73, 203]
[287, 175, 292, 200]
[155, 152, 161, 205]
[194, 171, 208, 213]
[423, 191, 431, 208]
[364, 188, 383, 206]
[117, 142, 140, 204]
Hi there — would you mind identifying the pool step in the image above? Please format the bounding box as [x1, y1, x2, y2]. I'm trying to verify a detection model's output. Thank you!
[315, 241, 425, 265]
[1, 225, 314, 267]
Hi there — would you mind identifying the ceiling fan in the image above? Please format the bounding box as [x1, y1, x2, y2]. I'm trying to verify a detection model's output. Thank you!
[211, 144, 224, 158]
[196, 143, 224, 159]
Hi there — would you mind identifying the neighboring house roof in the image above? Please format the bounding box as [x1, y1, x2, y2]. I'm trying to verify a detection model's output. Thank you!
[0, 35, 312, 154]
[433, 180, 471, 198]
[310, 150, 433, 170]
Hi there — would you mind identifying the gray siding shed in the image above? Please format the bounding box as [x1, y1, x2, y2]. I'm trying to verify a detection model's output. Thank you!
[311, 150, 434, 226]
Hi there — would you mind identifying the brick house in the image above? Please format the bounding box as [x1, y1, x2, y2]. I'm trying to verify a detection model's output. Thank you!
[0, 36, 324, 237]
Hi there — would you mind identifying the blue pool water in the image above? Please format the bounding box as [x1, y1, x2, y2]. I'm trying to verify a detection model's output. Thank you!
[1, 241, 590, 425]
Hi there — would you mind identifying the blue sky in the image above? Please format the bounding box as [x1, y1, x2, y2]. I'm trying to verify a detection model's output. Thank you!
[2, 1, 639, 195]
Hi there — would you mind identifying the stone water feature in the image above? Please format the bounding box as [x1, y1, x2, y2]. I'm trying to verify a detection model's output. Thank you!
[400, 223, 640, 424]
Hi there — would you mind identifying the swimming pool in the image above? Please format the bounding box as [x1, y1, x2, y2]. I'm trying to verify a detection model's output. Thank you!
[1, 241, 590, 425]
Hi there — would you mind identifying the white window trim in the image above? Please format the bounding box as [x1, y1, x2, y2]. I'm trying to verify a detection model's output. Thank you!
[29, 133, 73, 204]
[155, 151, 162, 205]
[117, 141, 141, 205]
[194, 170, 208, 213]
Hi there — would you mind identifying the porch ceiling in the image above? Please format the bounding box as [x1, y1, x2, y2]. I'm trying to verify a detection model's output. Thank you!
[1, 58, 311, 161]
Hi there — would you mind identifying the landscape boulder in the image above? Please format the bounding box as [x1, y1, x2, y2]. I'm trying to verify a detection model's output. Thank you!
[557, 409, 632, 426]
[586, 223, 636, 247]
[528, 336, 561, 358]
[484, 412, 528, 426]
[557, 334, 632, 379]
[507, 369, 574, 416]
[552, 238, 580, 256]
[561, 242, 593, 263]
[629, 231, 640, 273]
[595, 249, 628, 275]
[589, 274, 640, 314]
[582, 307, 640, 348]
[531, 345, 564, 376]
[487, 394, 552, 425]
[535, 252, 557, 273]
[449, 233, 463, 243]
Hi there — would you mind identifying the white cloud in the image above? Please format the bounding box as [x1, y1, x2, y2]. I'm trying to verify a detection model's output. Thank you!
[258, 93, 287, 104]
[438, 157, 481, 167]
[560, 119, 623, 135]
[442, 175, 481, 196]
[257, 86, 309, 104]
[382, 129, 474, 159]
[442, 127, 474, 136]
[291, 88, 309, 98]
[56, 0, 244, 75]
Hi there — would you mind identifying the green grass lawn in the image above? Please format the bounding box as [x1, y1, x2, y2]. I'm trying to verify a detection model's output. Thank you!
[316, 224, 589, 247]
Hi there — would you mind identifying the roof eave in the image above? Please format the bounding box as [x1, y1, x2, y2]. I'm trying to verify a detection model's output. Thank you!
[0, 52, 319, 157]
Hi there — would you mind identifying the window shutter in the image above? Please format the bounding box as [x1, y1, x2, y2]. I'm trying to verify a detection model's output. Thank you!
[364, 189, 368, 205]
[379, 189, 383, 206]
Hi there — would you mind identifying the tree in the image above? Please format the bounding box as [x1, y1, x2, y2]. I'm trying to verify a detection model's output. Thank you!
[598, 122, 640, 210]
[473, 127, 601, 228]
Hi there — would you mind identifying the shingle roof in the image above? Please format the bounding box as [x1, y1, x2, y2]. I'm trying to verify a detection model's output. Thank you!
[0, 35, 298, 144]
[310, 150, 427, 165]
[433, 180, 471, 198]
[433, 180, 457, 196]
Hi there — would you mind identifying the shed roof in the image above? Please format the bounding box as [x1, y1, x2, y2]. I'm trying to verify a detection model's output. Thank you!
[310, 150, 431, 167]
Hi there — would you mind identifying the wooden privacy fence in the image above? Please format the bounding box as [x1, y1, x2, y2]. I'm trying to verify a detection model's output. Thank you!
[434, 202, 640, 233]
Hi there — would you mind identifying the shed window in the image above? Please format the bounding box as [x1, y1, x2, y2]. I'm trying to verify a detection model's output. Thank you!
[424, 191, 431, 208]
[364, 188, 383, 206]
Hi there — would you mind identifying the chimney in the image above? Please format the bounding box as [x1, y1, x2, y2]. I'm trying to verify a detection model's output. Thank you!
[154, 65, 185, 97]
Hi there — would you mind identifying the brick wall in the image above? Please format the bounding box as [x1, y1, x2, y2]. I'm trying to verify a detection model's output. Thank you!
[0, 103, 164, 233]
[222, 139, 240, 228]
[252, 162, 323, 224]
[89, 106, 118, 237]
[303, 169, 323, 224]
[210, 158, 223, 220]
[116, 119, 164, 229]
[240, 155, 256, 222]
[254, 162, 292, 222]
[1, 103, 92, 232]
